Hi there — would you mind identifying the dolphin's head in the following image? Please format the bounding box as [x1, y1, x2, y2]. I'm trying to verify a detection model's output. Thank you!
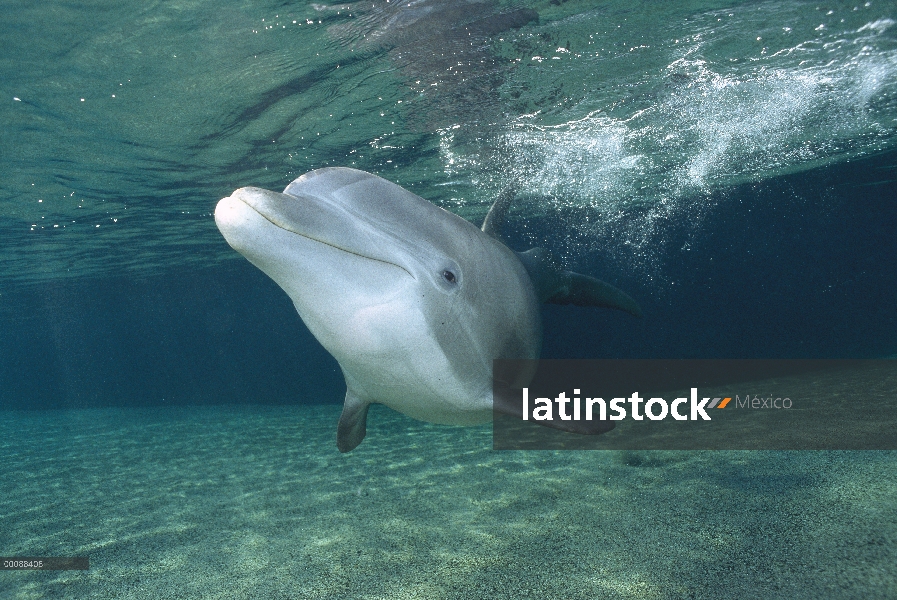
[215, 168, 540, 412]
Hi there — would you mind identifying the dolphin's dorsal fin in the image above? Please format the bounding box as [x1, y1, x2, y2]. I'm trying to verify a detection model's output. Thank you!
[337, 390, 370, 453]
[483, 187, 641, 317]
[481, 184, 518, 239]
[516, 248, 642, 317]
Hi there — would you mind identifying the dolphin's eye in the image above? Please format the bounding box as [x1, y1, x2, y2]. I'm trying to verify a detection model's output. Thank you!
[442, 270, 456, 284]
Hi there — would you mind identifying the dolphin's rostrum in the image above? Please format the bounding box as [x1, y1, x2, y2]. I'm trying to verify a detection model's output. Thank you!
[215, 168, 640, 452]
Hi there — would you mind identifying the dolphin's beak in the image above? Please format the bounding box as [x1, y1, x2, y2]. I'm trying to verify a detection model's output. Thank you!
[215, 187, 412, 278]
[214, 191, 267, 255]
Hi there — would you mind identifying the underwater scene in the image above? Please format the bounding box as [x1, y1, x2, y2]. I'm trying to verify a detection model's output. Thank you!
[2, 0, 896, 597]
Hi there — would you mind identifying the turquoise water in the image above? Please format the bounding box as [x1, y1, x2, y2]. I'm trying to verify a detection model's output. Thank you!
[2, 406, 895, 598]
[2, 0, 896, 282]
[2, 0, 897, 597]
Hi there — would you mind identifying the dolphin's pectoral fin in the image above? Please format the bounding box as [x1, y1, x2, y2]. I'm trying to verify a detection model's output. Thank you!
[516, 247, 642, 317]
[493, 385, 616, 435]
[485, 189, 641, 317]
[548, 271, 642, 317]
[337, 391, 370, 453]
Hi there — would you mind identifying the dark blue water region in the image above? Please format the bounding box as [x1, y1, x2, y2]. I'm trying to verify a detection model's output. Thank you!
[2, 150, 896, 410]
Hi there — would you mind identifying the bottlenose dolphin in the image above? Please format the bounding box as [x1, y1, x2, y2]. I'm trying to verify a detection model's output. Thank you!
[215, 167, 640, 452]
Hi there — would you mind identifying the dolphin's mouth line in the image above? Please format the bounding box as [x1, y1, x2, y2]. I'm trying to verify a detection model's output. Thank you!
[241, 198, 415, 279]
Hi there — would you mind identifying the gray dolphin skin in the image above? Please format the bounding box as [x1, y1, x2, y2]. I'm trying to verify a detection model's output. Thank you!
[215, 168, 641, 452]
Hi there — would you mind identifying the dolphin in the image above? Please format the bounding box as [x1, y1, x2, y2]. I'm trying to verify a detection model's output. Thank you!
[214, 167, 640, 452]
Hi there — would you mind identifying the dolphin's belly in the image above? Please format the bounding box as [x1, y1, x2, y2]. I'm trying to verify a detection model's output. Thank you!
[379, 383, 494, 426]
[337, 344, 496, 426]
[304, 278, 535, 426]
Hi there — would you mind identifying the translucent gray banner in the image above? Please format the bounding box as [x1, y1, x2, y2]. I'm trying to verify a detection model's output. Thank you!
[492, 359, 897, 450]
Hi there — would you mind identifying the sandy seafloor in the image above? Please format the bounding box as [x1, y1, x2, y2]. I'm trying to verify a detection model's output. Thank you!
[1, 404, 894, 599]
